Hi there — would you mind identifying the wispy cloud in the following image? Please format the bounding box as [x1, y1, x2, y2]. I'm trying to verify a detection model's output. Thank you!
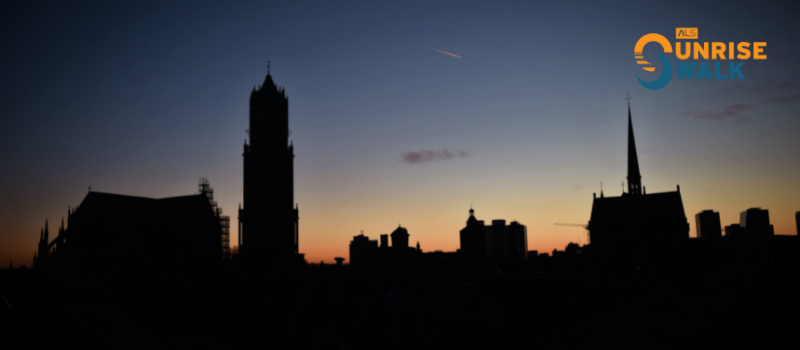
[719, 80, 799, 104]
[401, 149, 468, 164]
[683, 104, 753, 123]
[429, 47, 462, 59]
[769, 93, 800, 104]
[731, 116, 751, 125]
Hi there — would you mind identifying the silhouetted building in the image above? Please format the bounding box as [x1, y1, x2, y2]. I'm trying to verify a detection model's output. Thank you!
[349, 233, 378, 266]
[695, 210, 722, 239]
[725, 224, 745, 238]
[740, 208, 774, 237]
[459, 208, 491, 257]
[588, 104, 690, 253]
[350, 226, 420, 266]
[391, 225, 410, 249]
[491, 220, 508, 257]
[458, 208, 526, 259]
[565, 242, 581, 255]
[238, 67, 302, 266]
[507, 221, 528, 260]
[33, 180, 230, 279]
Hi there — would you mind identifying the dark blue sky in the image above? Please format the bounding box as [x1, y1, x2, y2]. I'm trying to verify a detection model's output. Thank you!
[2, 0, 799, 264]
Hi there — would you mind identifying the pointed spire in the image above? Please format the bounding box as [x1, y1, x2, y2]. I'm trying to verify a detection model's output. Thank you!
[261, 61, 278, 92]
[627, 101, 642, 195]
[44, 220, 49, 242]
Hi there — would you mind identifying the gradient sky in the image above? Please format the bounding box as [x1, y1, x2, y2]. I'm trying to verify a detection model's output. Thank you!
[2, 1, 799, 267]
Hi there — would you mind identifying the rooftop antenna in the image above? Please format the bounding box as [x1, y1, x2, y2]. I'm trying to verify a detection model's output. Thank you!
[625, 92, 632, 106]
[267, 61, 270, 74]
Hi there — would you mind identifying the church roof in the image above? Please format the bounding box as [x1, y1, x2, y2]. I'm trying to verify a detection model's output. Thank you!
[69, 191, 222, 255]
[589, 190, 687, 229]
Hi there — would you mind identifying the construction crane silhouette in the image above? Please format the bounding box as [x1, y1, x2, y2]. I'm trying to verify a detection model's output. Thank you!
[554, 223, 587, 228]
[554, 223, 589, 245]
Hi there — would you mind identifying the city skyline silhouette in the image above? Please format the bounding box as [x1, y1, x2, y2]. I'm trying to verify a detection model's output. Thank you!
[2, 2, 800, 349]
[1, 1, 799, 269]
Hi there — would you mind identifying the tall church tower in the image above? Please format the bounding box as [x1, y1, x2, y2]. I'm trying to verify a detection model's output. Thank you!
[238, 65, 299, 261]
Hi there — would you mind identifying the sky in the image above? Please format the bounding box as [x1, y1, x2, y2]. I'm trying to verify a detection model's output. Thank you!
[1, 0, 799, 266]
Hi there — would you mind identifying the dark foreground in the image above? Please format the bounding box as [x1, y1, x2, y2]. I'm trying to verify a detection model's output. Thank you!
[2, 239, 800, 349]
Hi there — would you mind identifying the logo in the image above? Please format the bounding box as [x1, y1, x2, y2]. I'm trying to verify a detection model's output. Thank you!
[676, 28, 697, 39]
[635, 28, 767, 90]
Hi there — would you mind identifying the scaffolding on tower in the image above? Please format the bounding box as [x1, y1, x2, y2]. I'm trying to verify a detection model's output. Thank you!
[199, 178, 232, 259]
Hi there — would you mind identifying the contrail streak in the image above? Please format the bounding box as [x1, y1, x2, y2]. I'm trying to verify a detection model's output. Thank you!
[429, 48, 462, 59]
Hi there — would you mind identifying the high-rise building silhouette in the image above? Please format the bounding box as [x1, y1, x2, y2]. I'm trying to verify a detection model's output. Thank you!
[459, 207, 490, 257]
[507, 221, 528, 260]
[491, 220, 507, 257]
[238, 67, 302, 265]
[695, 210, 722, 239]
[458, 207, 526, 259]
[587, 103, 689, 251]
[349, 233, 378, 266]
[724, 224, 745, 237]
[739, 208, 774, 237]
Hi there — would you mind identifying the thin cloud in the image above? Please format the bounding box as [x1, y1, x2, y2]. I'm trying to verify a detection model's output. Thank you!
[769, 93, 800, 103]
[401, 149, 468, 164]
[429, 47, 462, 59]
[719, 81, 795, 95]
[683, 104, 753, 121]
[719, 80, 799, 104]
[730, 116, 751, 125]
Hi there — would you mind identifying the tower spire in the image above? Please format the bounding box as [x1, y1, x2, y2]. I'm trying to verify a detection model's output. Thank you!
[627, 96, 642, 195]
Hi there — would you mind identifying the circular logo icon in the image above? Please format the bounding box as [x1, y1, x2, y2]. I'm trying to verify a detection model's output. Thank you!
[634, 33, 673, 90]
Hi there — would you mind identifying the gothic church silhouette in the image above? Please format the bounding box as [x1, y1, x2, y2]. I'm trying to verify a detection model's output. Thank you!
[588, 102, 690, 253]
